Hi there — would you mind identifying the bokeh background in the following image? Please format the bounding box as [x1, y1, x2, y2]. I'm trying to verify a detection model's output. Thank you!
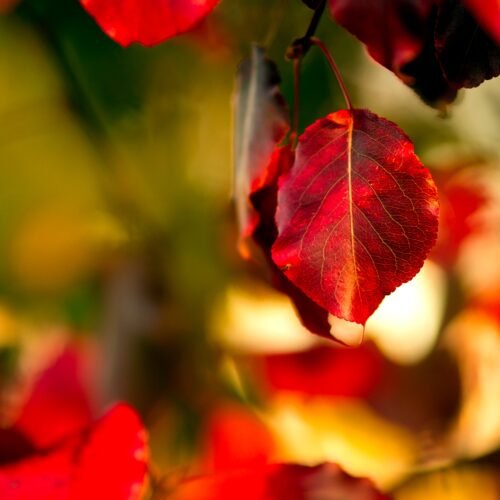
[2, 0, 500, 497]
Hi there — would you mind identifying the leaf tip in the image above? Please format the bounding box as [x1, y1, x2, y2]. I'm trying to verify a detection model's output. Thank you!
[328, 314, 365, 347]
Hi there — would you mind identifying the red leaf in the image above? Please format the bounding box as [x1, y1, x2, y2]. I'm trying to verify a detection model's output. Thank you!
[70, 404, 148, 499]
[14, 345, 93, 449]
[234, 46, 289, 259]
[462, 0, 500, 44]
[259, 343, 384, 398]
[398, 6, 458, 108]
[327, 1, 461, 108]
[272, 109, 439, 325]
[328, 0, 434, 76]
[435, 0, 500, 89]
[0, 404, 148, 499]
[80, 0, 220, 46]
[171, 463, 390, 500]
[432, 168, 487, 267]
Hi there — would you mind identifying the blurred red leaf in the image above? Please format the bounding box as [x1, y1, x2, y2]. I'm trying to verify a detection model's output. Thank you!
[0, 0, 19, 13]
[0, 404, 148, 499]
[171, 462, 390, 500]
[432, 169, 487, 266]
[272, 109, 439, 325]
[234, 46, 289, 259]
[328, 0, 434, 77]
[200, 404, 274, 472]
[398, 6, 458, 108]
[80, 0, 220, 46]
[462, 0, 500, 44]
[259, 343, 384, 398]
[14, 345, 93, 449]
[327, 0, 500, 107]
[435, 0, 500, 89]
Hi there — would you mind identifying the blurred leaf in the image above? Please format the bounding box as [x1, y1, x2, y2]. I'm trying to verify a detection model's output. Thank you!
[435, 0, 500, 89]
[254, 343, 384, 398]
[79, 0, 221, 47]
[199, 403, 274, 472]
[462, 0, 500, 44]
[446, 307, 500, 458]
[0, 404, 148, 499]
[234, 45, 289, 258]
[13, 343, 93, 449]
[166, 462, 389, 500]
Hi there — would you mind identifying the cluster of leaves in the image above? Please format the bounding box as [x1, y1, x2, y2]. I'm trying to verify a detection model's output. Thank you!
[234, 48, 440, 339]
[234, 0, 500, 340]
[2, 0, 500, 498]
[0, 347, 148, 498]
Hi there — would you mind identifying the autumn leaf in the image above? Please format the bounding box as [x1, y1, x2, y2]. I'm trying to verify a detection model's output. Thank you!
[272, 109, 439, 325]
[328, 0, 435, 79]
[13, 345, 93, 449]
[326, 0, 459, 108]
[234, 45, 289, 259]
[435, 0, 500, 89]
[326, 0, 500, 107]
[169, 462, 390, 500]
[0, 404, 148, 499]
[398, 5, 458, 109]
[462, 0, 500, 44]
[79, 0, 221, 46]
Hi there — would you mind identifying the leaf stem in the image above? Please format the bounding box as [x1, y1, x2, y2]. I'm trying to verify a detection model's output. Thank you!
[310, 36, 353, 110]
[287, 0, 326, 145]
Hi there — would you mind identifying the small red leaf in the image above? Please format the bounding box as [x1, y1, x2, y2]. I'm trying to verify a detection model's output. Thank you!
[272, 109, 439, 325]
[462, 0, 500, 44]
[80, 0, 220, 46]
